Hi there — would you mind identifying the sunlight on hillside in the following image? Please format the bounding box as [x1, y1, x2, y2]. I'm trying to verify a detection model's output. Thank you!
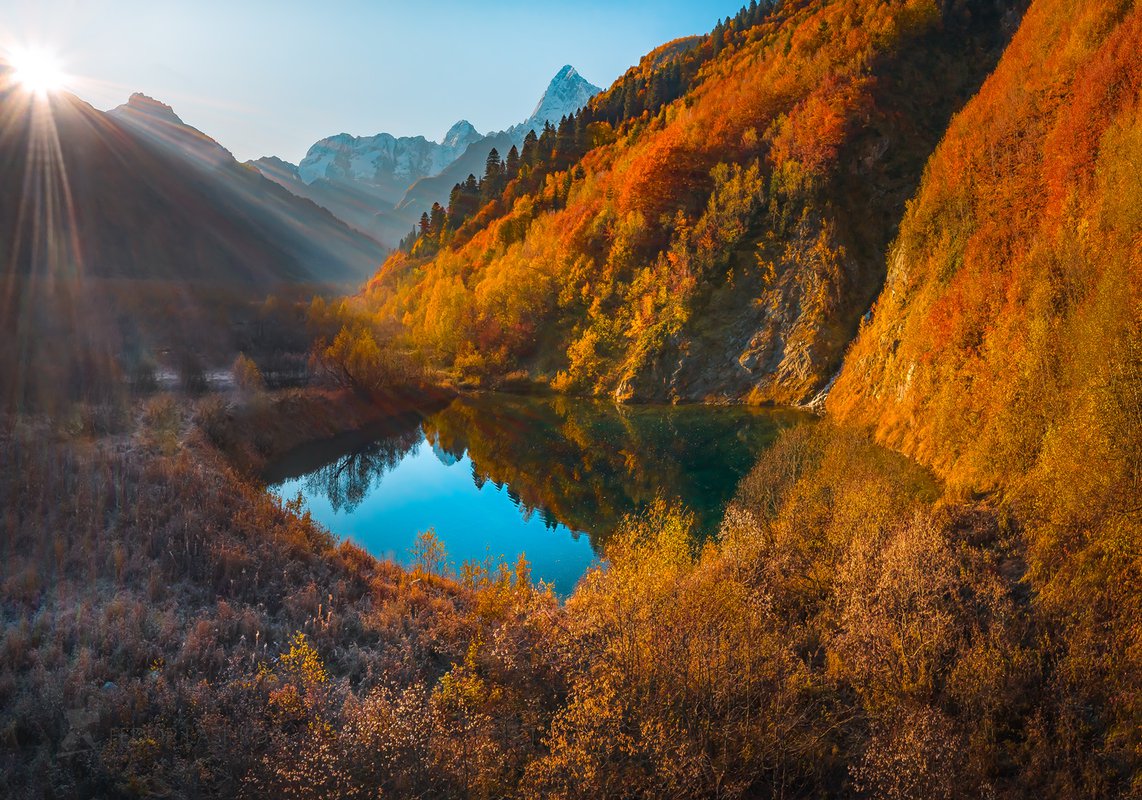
[1, 1, 1139, 797]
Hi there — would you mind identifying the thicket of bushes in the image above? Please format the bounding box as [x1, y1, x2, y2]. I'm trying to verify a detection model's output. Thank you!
[2, 400, 1136, 798]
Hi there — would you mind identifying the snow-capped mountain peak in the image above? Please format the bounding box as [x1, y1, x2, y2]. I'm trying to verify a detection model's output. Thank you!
[251, 65, 600, 247]
[443, 119, 481, 150]
[522, 65, 602, 132]
[296, 119, 483, 189]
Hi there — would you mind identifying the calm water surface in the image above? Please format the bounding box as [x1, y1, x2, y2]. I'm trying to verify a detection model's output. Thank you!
[267, 394, 810, 594]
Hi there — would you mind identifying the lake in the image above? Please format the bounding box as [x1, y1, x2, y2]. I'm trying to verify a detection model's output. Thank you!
[266, 393, 810, 594]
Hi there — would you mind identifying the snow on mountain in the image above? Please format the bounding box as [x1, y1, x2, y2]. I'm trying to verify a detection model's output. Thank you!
[249, 65, 601, 248]
[509, 65, 602, 140]
[296, 121, 484, 189]
[442, 119, 480, 150]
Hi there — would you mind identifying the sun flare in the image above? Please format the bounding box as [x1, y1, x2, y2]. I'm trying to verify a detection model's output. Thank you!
[9, 46, 66, 96]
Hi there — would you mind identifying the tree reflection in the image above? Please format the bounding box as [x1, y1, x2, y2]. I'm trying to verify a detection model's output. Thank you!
[268, 395, 811, 548]
[302, 426, 424, 513]
[264, 410, 426, 514]
[423, 394, 811, 547]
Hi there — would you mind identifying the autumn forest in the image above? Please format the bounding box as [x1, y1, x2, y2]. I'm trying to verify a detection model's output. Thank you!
[1, 0, 1139, 798]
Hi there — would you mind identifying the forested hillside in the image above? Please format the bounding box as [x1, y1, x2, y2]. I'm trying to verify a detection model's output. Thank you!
[3, 0, 1139, 798]
[828, 0, 1142, 784]
[360, 0, 1022, 403]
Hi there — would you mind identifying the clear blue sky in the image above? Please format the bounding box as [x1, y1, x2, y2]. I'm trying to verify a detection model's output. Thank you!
[0, 0, 743, 163]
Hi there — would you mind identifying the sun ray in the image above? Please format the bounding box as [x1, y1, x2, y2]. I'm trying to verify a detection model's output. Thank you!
[8, 46, 67, 97]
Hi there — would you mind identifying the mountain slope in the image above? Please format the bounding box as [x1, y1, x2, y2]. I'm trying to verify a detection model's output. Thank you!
[0, 77, 387, 409]
[829, 0, 1140, 486]
[105, 92, 387, 284]
[365, 0, 1021, 402]
[392, 131, 515, 221]
[827, 0, 1140, 786]
[0, 86, 386, 285]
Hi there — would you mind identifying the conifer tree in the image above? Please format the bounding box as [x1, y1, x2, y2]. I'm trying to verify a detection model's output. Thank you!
[484, 147, 502, 181]
[429, 202, 446, 239]
[712, 19, 725, 55]
[522, 129, 539, 166]
[539, 121, 557, 159]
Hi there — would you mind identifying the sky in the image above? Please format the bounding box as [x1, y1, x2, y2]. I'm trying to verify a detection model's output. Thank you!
[0, 0, 744, 163]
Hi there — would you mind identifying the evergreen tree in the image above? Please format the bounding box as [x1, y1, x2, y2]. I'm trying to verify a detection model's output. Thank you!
[484, 147, 502, 182]
[429, 202, 447, 238]
[521, 129, 539, 166]
[539, 121, 557, 160]
[622, 84, 640, 119]
[418, 211, 430, 236]
[505, 144, 521, 178]
[448, 183, 464, 217]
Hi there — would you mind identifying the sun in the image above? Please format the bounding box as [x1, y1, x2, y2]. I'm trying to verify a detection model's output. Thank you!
[9, 47, 66, 96]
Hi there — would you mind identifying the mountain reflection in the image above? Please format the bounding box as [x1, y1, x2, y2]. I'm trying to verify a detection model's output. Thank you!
[267, 394, 810, 549]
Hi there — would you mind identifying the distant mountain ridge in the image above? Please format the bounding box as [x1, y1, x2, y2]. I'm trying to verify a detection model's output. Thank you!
[247, 65, 601, 247]
[0, 81, 386, 287]
[296, 120, 484, 200]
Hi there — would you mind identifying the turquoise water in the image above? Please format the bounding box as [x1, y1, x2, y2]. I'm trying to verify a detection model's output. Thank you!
[266, 394, 809, 595]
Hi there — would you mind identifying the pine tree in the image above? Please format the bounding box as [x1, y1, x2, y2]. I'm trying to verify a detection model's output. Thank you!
[484, 147, 502, 181]
[522, 129, 539, 166]
[539, 121, 557, 160]
[622, 84, 640, 119]
[430, 202, 447, 238]
[418, 211, 430, 236]
[505, 144, 521, 178]
[555, 114, 576, 167]
[448, 183, 464, 217]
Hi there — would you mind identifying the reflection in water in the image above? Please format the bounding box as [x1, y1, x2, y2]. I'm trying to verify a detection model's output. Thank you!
[265, 410, 426, 513]
[266, 394, 810, 592]
[300, 427, 423, 514]
[422, 394, 808, 546]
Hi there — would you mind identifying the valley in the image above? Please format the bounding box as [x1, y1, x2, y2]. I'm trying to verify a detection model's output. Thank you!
[1, 0, 1138, 798]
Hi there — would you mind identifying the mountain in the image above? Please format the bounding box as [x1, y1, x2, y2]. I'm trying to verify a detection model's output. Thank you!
[364, 0, 1021, 403]
[0, 78, 388, 407]
[504, 65, 603, 143]
[825, 0, 1140, 787]
[0, 86, 385, 286]
[394, 66, 602, 221]
[296, 120, 484, 203]
[828, 0, 1140, 489]
[108, 92, 232, 167]
[247, 122, 486, 247]
[248, 65, 601, 247]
